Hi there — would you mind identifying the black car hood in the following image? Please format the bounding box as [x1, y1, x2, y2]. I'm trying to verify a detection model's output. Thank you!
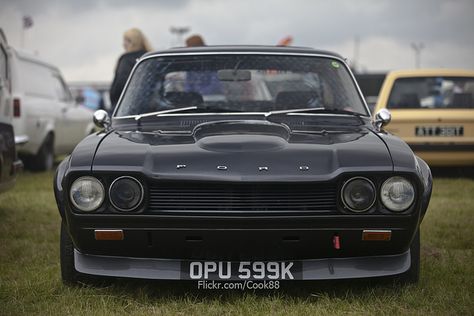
[91, 120, 395, 181]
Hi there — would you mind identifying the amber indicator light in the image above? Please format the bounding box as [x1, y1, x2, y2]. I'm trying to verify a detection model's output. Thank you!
[362, 230, 391, 241]
[94, 230, 124, 240]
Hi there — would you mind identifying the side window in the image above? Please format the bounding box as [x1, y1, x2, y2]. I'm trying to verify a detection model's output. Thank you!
[50, 74, 71, 102]
[20, 60, 55, 99]
[0, 45, 8, 84]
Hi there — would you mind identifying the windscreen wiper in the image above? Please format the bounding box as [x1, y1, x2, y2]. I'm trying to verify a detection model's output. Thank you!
[133, 106, 198, 122]
[134, 105, 245, 128]
[133, 106, 198, 128]
[265, 107, 365, 117]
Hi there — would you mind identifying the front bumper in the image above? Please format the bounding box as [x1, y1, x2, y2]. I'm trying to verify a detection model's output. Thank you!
[74, 249, 410, 280]
[67, 214, 419, 260]
[14, 135, 29, 146]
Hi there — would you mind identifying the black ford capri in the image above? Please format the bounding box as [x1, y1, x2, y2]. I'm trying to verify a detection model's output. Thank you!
[54, 46, 432, 285]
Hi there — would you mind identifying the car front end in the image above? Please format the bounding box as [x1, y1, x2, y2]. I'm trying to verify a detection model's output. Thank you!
[55, 46, 432, 284]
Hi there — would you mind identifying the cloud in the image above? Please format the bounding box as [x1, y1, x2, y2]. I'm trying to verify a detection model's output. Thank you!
[0, 0, 472, 81]
[0, 0, 191, 15]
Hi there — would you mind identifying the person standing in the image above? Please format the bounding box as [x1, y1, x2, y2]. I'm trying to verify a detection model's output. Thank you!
[110, 28, 152, 112]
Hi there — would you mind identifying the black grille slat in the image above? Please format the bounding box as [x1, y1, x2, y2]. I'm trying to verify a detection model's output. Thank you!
[147, 182, 337, 215]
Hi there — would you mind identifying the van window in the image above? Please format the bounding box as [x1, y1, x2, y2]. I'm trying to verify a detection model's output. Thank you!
[0, 46, 7, 81]
[18, 59, 56, 99]
[51, 75, 70, 102]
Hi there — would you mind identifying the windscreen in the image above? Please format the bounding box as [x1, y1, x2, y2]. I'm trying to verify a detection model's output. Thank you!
[115, 54, 367, 116]
[387, 76, 474, 109]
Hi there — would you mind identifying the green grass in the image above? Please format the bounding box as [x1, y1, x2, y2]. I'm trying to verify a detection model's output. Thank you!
[0, 172, 473, 315]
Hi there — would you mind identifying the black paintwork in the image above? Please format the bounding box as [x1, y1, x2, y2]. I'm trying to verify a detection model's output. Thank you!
[141, 45, 345, 60]
[54, 48, 432, 265]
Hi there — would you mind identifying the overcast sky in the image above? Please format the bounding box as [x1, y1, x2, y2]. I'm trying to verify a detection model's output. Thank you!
[1, 0, 473, 82]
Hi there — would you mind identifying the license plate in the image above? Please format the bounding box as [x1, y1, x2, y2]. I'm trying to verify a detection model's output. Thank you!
[181, 261, 302, 280]
[415, 126, 464, 137]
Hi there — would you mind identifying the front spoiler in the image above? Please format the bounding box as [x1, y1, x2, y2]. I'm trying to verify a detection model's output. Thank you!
[74, 249, 410, 280]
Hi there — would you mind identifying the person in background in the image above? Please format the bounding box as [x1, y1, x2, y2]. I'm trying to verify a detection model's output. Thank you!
[185, 34, 205, 47]
[110, 28, 152, 112]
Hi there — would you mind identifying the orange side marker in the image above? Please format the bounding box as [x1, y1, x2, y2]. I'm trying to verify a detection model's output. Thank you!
[94, 230, 124, 241]
[362, 230, 391, 241]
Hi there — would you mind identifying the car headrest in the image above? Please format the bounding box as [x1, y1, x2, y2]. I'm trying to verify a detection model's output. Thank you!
[398, 93, 421, 108]
[275, 91, 319, 110]
[164, 91, 204, 106]
[450, 93, 473, 108]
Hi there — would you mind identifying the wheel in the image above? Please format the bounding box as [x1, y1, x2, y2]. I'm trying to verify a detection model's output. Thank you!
[394, 230, 420, 285]
[30, 134, 54, 171]
[60, 221, 80, 284]
[60, 222, 91, 285]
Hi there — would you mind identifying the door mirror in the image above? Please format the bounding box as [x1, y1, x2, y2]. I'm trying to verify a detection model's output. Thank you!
[93, 110, 110, 129]
[374, 108, 391, 131]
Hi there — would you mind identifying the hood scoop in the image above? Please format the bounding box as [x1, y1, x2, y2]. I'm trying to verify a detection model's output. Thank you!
[193, 120, 290, 152]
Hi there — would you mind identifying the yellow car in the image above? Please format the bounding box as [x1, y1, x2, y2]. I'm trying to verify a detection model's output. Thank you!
[374, 69, 474, 166]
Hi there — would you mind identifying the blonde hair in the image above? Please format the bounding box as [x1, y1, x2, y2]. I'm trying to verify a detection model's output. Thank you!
[123, 28, 153, 52]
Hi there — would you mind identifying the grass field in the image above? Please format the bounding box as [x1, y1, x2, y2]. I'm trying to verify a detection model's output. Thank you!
[0, 171, 473, 315]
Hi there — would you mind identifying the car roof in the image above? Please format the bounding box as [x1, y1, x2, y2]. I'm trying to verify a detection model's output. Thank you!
[386, 68, 474, 78]
[142, 45, 345, 59]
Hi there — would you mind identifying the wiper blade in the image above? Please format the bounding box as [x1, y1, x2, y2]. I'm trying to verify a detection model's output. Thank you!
[133, 106, 198, 121]
[155, 106, 198, 117]
[265, 107, 363, 117]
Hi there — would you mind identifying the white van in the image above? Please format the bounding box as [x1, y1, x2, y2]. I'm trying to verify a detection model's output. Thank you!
[0, 29, 22, 192]
[10, 49, 95, 171]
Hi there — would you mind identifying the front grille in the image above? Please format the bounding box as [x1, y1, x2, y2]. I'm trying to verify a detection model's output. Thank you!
[148, 182, 337, 215]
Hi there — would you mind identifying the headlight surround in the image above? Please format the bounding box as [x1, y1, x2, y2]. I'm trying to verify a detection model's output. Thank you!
[109, 176, 144, 212]
[69, 176, 105, 212]
[341, 177, 376, 212]
[381, 176, 415, 212]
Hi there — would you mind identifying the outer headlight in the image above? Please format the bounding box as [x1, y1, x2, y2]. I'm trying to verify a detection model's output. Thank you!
[69, 176, 105, 212]
[381, 176, 415, 212]
[341, 177, 376, 212]
[109, 176, 144, 211]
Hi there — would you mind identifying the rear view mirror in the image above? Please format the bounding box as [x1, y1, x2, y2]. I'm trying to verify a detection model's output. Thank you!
[218, 69, 251, 81]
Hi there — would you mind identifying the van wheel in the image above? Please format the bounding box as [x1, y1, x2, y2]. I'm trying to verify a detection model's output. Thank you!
[31, 135, 54, 171]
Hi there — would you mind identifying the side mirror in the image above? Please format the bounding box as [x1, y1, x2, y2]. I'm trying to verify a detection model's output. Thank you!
[374, 109, 391, 131]
[93, 110, 110, 130]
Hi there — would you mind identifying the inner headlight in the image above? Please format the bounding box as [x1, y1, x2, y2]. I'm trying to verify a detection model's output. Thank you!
[69, 176, 105, 212]
[109, 176, 144, 211]
[381, 176, 415, 212]
[341, 177, 376, 212]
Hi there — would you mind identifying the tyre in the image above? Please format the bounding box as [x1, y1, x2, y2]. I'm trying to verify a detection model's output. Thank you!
[30, 134, 54, 171]
[60, 222, 91, 285]
[394, 230, 420, 285]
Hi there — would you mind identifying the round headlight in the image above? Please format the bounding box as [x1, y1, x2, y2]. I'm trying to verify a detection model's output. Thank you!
[109, 176, 144, 211]
[69, 176, 105, 212]
[341, 177, 376, 212]
[381, 176, 415, 212]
